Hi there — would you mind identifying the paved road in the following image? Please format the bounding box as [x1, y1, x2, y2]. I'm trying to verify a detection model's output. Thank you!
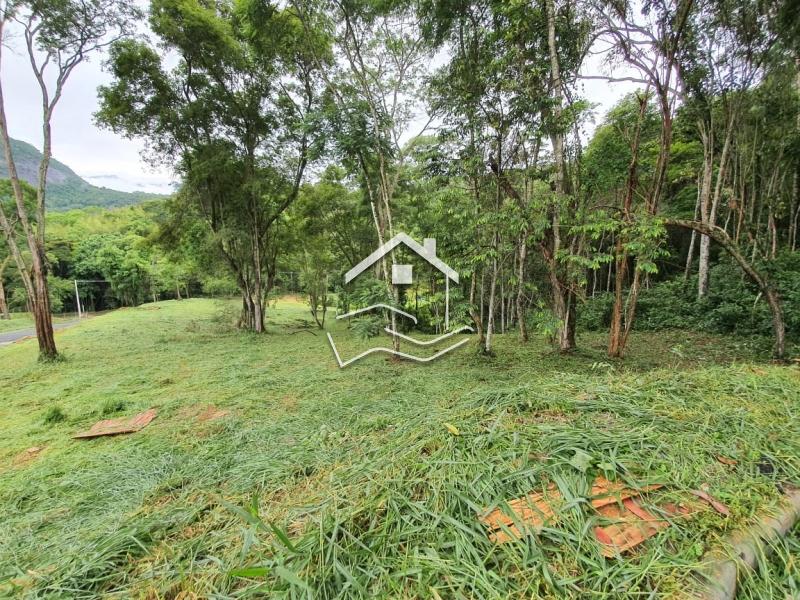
[0, 320, 80, 345]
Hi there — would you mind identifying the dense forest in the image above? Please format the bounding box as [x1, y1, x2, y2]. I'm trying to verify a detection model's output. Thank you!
[1, 0, 798, 361]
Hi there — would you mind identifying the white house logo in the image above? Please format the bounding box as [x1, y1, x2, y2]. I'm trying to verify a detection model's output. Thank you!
[327, 232, 473, 368]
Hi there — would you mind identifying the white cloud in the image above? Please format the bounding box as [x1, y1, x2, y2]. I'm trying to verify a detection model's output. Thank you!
[0, 20, 177, 195]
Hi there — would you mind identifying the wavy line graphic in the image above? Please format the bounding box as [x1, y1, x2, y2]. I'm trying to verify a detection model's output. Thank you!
[383, 326, 474, 346]
[335, 304, 418, 324]
[327, 332, 470, 368]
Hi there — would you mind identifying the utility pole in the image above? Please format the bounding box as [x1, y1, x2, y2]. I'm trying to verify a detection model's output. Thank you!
[74, 279, 82, 319]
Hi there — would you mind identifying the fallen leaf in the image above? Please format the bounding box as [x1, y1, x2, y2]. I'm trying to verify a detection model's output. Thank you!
[444, 423, 460, 436]
[690, 489, 731, 517]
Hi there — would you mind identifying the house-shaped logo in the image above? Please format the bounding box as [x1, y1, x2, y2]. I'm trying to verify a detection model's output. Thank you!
[344, 232, 458, 329]
[327, 232, 472, 368]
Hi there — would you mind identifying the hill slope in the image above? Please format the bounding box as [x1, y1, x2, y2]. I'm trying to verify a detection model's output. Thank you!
[0, 138, 166, 210]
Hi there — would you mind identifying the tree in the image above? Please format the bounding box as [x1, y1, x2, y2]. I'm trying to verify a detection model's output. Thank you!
[97, 0, 328, 332]
[0, 0, 138, 359]
[593, 0, 695, 357]
[293, 0, 433, 350]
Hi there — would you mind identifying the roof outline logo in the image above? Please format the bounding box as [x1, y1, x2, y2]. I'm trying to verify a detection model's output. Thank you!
[328, 232, 472, 368]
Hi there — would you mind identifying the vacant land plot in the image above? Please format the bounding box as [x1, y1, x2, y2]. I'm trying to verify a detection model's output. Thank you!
[0, 298, 798, 598]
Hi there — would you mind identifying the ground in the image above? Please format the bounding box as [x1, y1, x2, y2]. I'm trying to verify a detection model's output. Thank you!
[0, 313, 71, 335]
[0, 298, 798, 598]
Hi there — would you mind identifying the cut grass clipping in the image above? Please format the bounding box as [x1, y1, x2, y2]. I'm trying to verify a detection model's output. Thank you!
[0, 298, 797, 597]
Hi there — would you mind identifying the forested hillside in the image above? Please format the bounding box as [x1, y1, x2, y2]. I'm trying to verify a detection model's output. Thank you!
[0, 138, 164, 210]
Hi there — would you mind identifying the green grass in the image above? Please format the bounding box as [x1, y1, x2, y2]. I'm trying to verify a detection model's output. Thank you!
[0, 313, 72, 334]
[735, 522, 800, 599]
[0, 298, 798, 598]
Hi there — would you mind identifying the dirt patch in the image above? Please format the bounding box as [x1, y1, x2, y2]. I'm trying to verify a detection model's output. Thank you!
[12, 446, 43, 467]
[517, 410, 572, 424]
[197, 405, 230, 422]
[279, 394, 299, 412]
[179, 404, 231, 423]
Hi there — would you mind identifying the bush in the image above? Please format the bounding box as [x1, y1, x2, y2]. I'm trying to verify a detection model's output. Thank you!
[100, 398, 126, 416]
[42, 405, 67, 424]
[580, 251, 799, 339]
[351, 316, 383, 339]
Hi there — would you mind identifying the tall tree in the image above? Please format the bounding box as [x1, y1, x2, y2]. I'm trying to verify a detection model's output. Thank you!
[0, 0, 137, 359]
[294, 0, 432, 348]
[97, 0, 328, 332]
[593, 0, 694, 356]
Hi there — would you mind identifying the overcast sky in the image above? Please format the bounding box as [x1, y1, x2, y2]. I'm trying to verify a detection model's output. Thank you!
[1, 16, 638, 196]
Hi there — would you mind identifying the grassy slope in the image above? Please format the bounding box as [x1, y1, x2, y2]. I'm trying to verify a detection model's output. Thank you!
[0, 313, 71, 334]
[0, 298, 798, 598]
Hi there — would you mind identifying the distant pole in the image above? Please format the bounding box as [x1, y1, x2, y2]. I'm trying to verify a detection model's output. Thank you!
[74, 279, 82, 319]
[445, 277, 449, 331]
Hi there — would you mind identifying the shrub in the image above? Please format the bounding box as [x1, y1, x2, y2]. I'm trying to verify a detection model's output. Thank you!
[100, 398, 126, 416]
[580, 251, 799, 339]
[42, 405, 67, 424]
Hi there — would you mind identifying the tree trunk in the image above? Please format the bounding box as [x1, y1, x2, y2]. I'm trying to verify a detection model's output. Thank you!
[0, 256, 9, 319]
[698, 110, 735, 298]
[31, 264, 57, 358]
[667, 219, 785, 359]
[544, 0, 576, 352]
[0, 19, 56, 360]
[0, 275, 8, 319]
[516, 234, 528, 342]
[685, 179, 702, 281]
[484, 233, 498, 354]
[608, 92, 646, 358]
[468, 271, 485, 346]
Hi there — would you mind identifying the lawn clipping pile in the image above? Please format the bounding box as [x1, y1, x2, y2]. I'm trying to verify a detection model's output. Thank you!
[0, 298, 798, 598]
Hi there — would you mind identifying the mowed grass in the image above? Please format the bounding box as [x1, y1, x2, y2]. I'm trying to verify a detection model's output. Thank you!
[0, 313, 72, 335]
[0, 298, 798, 598]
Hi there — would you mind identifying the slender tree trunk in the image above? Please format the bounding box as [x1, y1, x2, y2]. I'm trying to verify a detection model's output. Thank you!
[516, 234, 528, 341]
[608, 93, 645, 358]
[668, 219, 785, 359]
[484, 232, 498, 354]
[468, 271, 485, 346]
[0, 276, 8, 320]
[0, 256, 9, 319]
[544, 0, 576, 352]
[698, 110, 735, 298]
[499, 274, 505, 334]
[0, 19, 56, 359]
[685, 179, 702, 281]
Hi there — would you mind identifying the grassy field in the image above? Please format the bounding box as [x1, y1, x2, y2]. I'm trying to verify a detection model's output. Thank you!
[0, 313, 72, 335]
[0, 298, 798, 598]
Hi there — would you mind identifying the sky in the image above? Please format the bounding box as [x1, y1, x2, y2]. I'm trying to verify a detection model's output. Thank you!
[0, 15, 639, 197]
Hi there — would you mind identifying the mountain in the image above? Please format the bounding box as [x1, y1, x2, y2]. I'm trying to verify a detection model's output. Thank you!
[0, 138, 166, 211]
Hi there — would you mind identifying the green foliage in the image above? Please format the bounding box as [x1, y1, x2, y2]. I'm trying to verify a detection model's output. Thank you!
[100, 398, 126, 416]
[350, 315, 383, 339]
[42, 405, 67, 424]
[581, 253, 800, 339]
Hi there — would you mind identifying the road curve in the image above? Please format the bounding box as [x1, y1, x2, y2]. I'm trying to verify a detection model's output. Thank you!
[0, 320, 81, 345]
